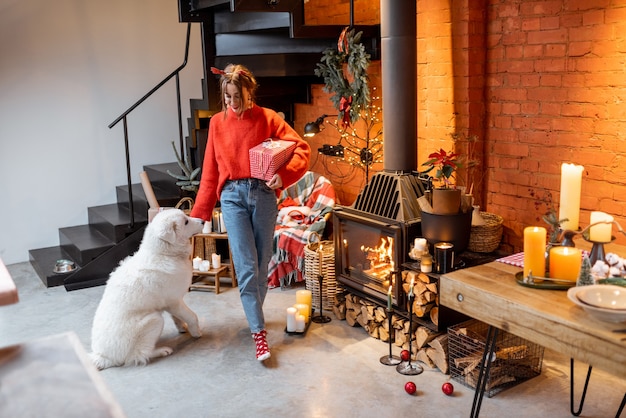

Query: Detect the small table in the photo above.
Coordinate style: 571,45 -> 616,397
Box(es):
190,265 -> 229,294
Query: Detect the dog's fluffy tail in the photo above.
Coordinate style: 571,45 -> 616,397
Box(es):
89,352 -> 115,370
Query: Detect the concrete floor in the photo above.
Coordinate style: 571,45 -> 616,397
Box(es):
1,261 -> 625,418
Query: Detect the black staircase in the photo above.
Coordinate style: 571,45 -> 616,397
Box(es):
29,0 -> 379,290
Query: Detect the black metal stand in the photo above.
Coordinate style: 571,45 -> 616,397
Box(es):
311,273 -> 331,323
469,325 -> 499,418
396,293 -> 423,375
380,308 -> 401,365
570,358 -> 593,416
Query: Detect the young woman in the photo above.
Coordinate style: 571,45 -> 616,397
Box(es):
190,64 -> 310,361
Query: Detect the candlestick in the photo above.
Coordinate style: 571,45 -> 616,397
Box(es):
558,163 -> 584,231
379,306 -> 401,366
286,307 -> 297,332
523,226 -> 547,278
589,211 -> 613,242
396,292 -> 423,375
549,246 -> 582,282
387,285 -> 393,310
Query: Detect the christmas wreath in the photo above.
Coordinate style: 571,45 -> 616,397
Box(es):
314,27 -> 371,128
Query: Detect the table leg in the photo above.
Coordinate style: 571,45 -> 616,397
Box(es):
570,358 -> 593,417
616,393 -> 626,418
470,325 -> 499,418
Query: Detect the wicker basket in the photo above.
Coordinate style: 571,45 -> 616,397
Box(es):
467,212 -> 503,253
304,233 -> 342,311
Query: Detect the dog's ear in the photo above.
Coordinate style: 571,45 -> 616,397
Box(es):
158,218 -> 178,244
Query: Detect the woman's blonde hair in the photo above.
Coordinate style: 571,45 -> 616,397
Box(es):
214,64 -> 258,114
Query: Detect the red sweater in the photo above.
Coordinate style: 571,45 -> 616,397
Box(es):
190,105 -> 311,221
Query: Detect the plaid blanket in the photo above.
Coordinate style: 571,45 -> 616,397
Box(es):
268,172 -> 336,288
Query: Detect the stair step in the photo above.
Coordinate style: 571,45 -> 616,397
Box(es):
116,183 -> 181,215
29,246 -> 79,288
59,224 -> 116,266
88,203 -> 148,243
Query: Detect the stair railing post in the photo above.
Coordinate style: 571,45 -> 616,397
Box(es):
123,116 -> 135,228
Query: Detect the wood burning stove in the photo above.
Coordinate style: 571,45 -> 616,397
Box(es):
333,206 -> 420,311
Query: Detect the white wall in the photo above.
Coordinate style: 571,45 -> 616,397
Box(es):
0,0 -> 204,264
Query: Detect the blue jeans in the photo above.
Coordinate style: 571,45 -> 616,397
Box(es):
220,178 -> 278,333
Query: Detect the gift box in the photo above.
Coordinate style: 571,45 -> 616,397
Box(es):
249,139 -> 296,181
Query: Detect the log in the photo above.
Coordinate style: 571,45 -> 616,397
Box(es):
378,325 -> 390,342
430,306 -> 439,326
413,301 -> 435,317
415,326 -> 439,349
345,309 -> 359,327
416,348 -> 436,368
417,272 -> 432,283
427,334 -> 449,373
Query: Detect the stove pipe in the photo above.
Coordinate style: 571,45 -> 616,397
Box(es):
380,0 -> 417,172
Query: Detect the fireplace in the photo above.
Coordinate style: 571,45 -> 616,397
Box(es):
333,206 -> 420,311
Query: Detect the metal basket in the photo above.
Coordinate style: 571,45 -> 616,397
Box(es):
448,319 -> 544,397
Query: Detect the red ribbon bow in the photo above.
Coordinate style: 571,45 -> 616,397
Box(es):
210,67 -> 226,75
340,96 -> 352,128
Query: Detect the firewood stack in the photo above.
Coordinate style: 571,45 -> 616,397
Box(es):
401,270 -> 440,326
332,291 -> 449,374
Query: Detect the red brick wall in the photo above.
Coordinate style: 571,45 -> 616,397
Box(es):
298,1 -> 626,252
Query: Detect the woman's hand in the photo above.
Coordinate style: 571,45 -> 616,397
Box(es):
266,174 -> 283,190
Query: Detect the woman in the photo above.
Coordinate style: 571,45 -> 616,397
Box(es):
190,64 -> 310,361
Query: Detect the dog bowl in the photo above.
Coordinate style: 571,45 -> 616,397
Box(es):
53,259 -> 76,274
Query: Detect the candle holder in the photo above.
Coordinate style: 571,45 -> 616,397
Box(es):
311,272 -> 331,324
583,236 -> 615,266
380,307 -> 402,366
396,293 -> 424,376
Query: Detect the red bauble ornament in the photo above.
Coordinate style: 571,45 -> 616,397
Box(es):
442,382 -> 454,396
400,349 -> 410,361
405,381 -> 417,395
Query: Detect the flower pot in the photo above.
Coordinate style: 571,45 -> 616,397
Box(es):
431,188 -> 462,215
420,210 -> 472,254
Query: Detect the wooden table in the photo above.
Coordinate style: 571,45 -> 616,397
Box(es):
440,261 -> 626,417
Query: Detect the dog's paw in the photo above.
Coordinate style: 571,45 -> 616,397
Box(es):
190,329 -> 202,338
153,346 -> 174,358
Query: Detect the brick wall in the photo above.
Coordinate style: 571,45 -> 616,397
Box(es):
298,1 -> 626,252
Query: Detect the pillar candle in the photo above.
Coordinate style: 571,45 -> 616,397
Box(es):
294,303 -> 310,323
549,246 -> 582,282
523,226 -> 547,278
420,254 -> 433,273
211,253 -> 221,269
286,307 -> 297,332
589,211 -> 614,242
192,256 -> 202,270
295,314 -> 306,332
296,290 -> 312,317
558,163 -> 584,231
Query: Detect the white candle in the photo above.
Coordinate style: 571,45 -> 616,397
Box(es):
318,244 -> 324,276
294,303 -> 310,323
211,253 -> 221,269
558,163 -> 584,231
387,285 -> 393,310
408,277 -> 415,298
192,256 -> 202,270
295,314 -> 306,332
286,307 -> 297,332
589,211 -> 614,242
199,260 -> 210,272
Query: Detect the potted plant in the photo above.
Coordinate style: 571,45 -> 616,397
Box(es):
421,148 -> 463,214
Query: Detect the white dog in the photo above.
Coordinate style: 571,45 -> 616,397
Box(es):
89,209 -> 204,369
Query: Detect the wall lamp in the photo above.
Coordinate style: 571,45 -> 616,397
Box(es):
303,114 -> 337,137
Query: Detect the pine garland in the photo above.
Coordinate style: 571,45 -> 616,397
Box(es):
314,27 -> 371,126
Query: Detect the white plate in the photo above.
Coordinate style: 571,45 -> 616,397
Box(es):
577,285 -> 626,310
568,286 -> 626,323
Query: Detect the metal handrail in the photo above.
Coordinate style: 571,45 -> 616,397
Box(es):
108,22 -> 193,228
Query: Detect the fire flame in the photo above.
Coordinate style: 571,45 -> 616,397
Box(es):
361,237 -> 395,277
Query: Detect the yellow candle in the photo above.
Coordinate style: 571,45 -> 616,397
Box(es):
589,211 -> 614,242
523,226 -> 547,278
296,290 -> 312,317
549,246 -> 582,282
558,163 -> 584,231
294,303 -> 310,323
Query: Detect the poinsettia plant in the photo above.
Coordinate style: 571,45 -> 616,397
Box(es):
421,148 -> 462,189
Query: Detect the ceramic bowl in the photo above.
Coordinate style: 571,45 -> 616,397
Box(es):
577,285 -> 626,310
567,286 -> 626,323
